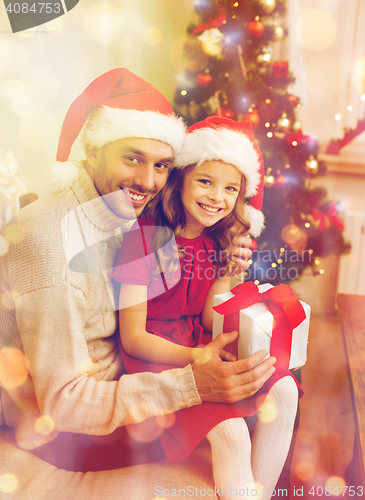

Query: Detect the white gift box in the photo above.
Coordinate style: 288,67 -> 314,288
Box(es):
213,283 -> 310,370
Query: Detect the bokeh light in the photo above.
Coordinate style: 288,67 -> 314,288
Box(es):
143,26 -> 163,47
19,109 -> 58,150
1,291 -> 15,310
11,95 -> 33,116
193,346 -> 212,365
126,417 -> 160,443
34,415 -> 55,435
22,68 -> 60,108
294,460 -> 315,481
83,3 -> 125,43
0,347 -> 29,390
281,224 -> 302,245
0,42 -> 30,76
258,394 -> 277,423
326,475 -> 346,491
156,413 -> 176,429
296,10 -> 337,51
304,56 -> 341,98
0,473 -> 18,493
5,224 -> 26,244
352,57 -> 365,94
3,79 -> 25,100
0,237 -> 9,256
45,16 -> 65,33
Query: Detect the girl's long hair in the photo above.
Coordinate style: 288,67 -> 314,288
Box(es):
148,164 -> 251,279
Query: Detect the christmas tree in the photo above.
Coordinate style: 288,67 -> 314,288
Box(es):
173,0 -> 350,285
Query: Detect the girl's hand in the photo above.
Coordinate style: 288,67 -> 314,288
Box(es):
229,226 -> 252,271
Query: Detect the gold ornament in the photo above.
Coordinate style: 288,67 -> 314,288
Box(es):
292,120 -> 302,132
260,0 -> 276,13
257,52 -> 271,65
277,113 -> 290,130
198,28 -> 224,56
264,175 -> 275,187
273,26 -> 284,41
305,155 -> 319,175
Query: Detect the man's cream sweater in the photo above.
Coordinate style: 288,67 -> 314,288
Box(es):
0,168 -> 200,450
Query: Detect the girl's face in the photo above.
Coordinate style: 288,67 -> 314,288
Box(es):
180,160 -> 243,239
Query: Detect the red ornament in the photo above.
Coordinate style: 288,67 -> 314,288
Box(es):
196,73 -> 212,86
248,20 -> 264,38
221,108 -> 235,119
249,239 -> 258,250
243,108 -> 260,127
287,94 -> 299,107
272,60 -> 289,78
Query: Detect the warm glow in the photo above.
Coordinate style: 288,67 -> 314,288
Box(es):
45,16 -> 65,33
296,10 -> 336,51
5,224 -> 26,244
258,394 -> 277,423
143,26 -> 163,47
126,417 -> 160,443
326,475 -> 346,492
193,346 -> 212,365
305,56 -> 341,98
281,224 -> 302,245
0,347 -> 29,390
19,109 -> 57,150
335,114 -> 341,121
294,461 -> 315,481
156,413 -> 176,429
34,415 -> 55,435
0,237 -> 9,257
0,473 -> 18,493
352,57 -> 365,94
83,3 -> 124,43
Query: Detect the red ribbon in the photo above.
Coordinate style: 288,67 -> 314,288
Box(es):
192,9 -> 227,35
213,282 -> 306,372
312,208 -> 344,232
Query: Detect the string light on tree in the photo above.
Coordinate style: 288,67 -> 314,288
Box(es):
173,0 -> 350,285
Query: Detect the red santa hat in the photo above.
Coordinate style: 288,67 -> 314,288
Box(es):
51,68 -> 186,190
173,116 -> 265,236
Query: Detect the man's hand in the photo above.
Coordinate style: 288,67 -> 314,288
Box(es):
192,331 -> 276,403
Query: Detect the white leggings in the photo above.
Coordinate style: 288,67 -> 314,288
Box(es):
206,376 -> 299,500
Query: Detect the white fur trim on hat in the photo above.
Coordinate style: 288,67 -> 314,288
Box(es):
81,106 -> 186,155
245,204 -> 265,237
173,127 -> 260,197
49,160 -> 82,191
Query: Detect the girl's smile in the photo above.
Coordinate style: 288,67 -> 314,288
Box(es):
180,160 -> 243,239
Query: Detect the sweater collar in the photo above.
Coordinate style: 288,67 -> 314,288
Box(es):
72,165 -> 137,232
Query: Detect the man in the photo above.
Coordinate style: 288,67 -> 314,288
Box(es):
0,68 -> 275,498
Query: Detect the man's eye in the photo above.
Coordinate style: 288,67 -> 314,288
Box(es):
155,163 -> 169,170
125,156 -> 139,163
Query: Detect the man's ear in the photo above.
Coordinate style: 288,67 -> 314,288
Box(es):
84,143 -> 101,169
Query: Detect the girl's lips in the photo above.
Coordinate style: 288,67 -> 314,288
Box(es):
197,202 -> 222,215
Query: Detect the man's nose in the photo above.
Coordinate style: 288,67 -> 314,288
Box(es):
134,164 -> 155,191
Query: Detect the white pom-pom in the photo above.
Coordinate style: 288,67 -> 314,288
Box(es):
245,204 -> 265,237
49,161 -> 81,191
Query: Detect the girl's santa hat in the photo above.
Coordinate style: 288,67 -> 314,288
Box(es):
173,116 -> 265,237
51,68 -> 186,190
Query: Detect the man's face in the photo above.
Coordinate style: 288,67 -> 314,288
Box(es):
85,137 -> 174,218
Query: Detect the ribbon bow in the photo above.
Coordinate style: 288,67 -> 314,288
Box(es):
213,282 -> 306,371
192,9 -> 227,35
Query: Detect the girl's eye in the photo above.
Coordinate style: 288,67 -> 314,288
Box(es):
226,186 -> 239,192
198,179 -> 211,185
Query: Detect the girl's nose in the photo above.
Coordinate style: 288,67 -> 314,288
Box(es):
209,188 -> 223,203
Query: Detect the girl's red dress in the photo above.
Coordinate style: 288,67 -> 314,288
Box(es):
112,214 -> 303,463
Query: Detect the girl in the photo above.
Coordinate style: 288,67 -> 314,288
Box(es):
112,117 -> 302,499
